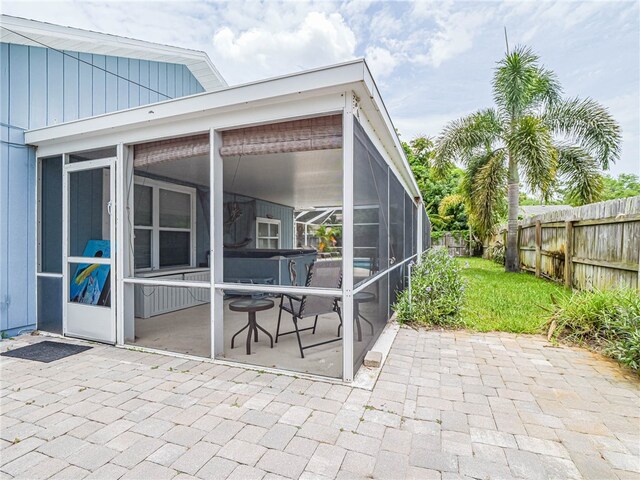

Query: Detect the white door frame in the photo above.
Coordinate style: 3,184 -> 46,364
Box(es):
62,156 -> 117,344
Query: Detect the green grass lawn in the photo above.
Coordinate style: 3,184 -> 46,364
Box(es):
457,257 -> 565,334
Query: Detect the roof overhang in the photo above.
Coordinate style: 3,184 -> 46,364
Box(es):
0,14 -> 226,91
25,59 -> 421,200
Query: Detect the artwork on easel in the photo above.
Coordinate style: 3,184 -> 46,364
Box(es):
70,240 -> 111,306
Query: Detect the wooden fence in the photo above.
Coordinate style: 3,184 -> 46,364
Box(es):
431,232 -> 470,257
515,196 -> 640,290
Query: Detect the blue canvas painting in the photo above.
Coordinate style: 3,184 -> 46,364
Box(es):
70,240 -> 111,306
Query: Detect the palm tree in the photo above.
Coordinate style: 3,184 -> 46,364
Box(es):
434,45 -> 621,272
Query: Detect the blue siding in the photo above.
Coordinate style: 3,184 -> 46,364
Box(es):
29,48 -> 47,129
79,53 -> 93,119
47,49 -> 64,125
63,51 -> 79,122
224,192 -> 295,249
0,42 -> 204,334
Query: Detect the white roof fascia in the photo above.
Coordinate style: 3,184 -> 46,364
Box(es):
0,14 -> 226,91
25,59 -> 421,199
26,60 -> 365,144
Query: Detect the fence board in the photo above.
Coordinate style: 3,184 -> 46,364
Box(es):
485,196 -> 640,291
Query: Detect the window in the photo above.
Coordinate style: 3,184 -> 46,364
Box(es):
256,217 -> 281,249
134,177 -> 195,270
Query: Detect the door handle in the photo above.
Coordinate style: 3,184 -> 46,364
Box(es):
107,201 -> 113,215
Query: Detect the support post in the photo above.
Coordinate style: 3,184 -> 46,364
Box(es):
565,220 -> 573,289
211,128 -> 225,358
535,220 -> 542,277
516,225 -> 522,269
341,92 -> 355,382
115,143 -> 125,345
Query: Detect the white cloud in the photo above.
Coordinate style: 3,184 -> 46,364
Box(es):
422,8 -> 492,67
211,11 -> 357,83
365,46 -> 399,78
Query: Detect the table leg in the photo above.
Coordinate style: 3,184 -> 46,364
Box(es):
231,322 -> 250,349
246,312 -> 256,355
255,322 -> 274,348
354,303 -> 362,342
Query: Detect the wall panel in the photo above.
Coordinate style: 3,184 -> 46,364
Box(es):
1,41 -> 204,333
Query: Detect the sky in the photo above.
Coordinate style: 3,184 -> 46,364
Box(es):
3,0 -> 639,175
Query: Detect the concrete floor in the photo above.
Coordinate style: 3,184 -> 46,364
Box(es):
132,297 -> 357,378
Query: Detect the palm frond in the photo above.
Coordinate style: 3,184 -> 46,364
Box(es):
545,97 -> 621,169
557,145 -> 604,205
493,45 -> 562,117
461,150 -> 507,238
508,115 -> 557,199
434,109 -> 503,176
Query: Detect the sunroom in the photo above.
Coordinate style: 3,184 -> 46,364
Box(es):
28,60 -> 431,382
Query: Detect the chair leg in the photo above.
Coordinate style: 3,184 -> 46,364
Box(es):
292,316 -> 305,359
312,315 -> 319,334
275,296 -> 284,343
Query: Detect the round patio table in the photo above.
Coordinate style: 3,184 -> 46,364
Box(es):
229,298 -> 275,355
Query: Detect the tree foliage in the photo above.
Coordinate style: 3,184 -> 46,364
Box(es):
434,45 -> 621,271
402,136 -> 468,232
596,173 -> 640,202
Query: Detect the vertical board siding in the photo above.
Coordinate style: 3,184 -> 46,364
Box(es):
9,44 -> 29,139
6,145 -> 36,329
256,200 -> 294,249
28,47 -> 47,129
92,55 -> 106,115
0,140 -> 9,331
105,56 -> 118,112
149,61 -> 159,103
129,59 -> 140,108
63,51 -> 79,122
1,43 -> 9,125
47,49 -> 64,125
139,59 -> 150,105
0,41 -> 204,332
117,57 -> 129,110
78,52 -> 93,119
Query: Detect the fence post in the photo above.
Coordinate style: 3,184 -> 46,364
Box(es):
564,221 -> 573,289
535,220 -> 542,277
517,225 -> 522,270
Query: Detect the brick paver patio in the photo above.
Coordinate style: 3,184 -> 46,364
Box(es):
1,328 -> 639,479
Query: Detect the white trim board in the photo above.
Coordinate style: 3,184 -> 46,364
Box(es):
0,14 -> 226,91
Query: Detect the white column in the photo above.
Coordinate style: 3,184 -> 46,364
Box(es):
115,143 -> 124,344
342,92 -> 355,382
119,145 -> 135,343
210,129 -> 225,358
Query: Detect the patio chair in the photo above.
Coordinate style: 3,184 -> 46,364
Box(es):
275,259 -> 342,358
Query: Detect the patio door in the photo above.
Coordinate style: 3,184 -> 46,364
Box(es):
63,158 -> 116,344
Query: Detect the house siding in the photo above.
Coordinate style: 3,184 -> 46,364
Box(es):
224,192 -> 295,249
0,42 -> 205,334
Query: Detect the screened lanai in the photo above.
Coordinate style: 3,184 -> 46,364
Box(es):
29,60 -> 431,382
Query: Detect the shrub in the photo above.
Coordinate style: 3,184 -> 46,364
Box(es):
394,247 -> 465,327
486,241 -> 505,265
548,289 -> 640,372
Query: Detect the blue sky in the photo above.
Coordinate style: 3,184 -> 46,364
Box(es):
3,0 -> 639,175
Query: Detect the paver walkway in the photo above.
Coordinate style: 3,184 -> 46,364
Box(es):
1,328 -> 639,480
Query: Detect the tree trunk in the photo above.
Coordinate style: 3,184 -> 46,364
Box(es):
505,155 -> 520,272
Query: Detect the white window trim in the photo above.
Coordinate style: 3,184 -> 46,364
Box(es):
256,217 -> 281,249
134,175 -> 196,271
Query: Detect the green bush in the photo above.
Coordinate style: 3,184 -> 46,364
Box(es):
548,289 -> 640,371
394,247 -> 465,327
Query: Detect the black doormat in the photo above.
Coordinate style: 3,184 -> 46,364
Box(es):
1,341 -> 92,363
